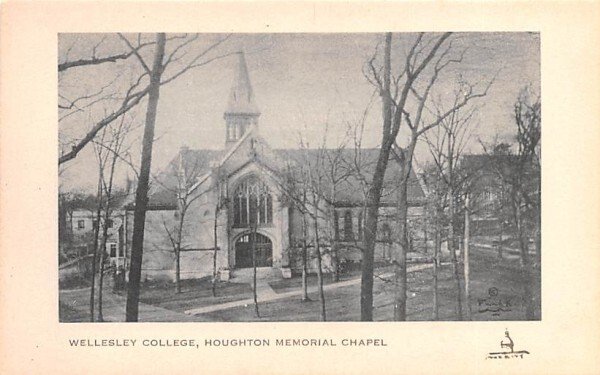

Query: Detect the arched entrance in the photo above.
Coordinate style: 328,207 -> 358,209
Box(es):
235,232 -> 273,268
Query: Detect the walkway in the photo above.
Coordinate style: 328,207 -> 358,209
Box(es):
184,263 -> 433,316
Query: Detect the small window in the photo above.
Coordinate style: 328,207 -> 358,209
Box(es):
357,212 -> 363,241
344,210 -> 353,242
77,220 -> 85,229
333,211 -> 340,240
109,243 -> 117,257
381,223 -> 392,243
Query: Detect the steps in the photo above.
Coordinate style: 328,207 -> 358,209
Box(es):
230,267 -> 281,283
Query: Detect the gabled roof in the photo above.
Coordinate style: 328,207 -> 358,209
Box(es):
146,148 -> 222,209
147,145 -> 426,208
278,148 -> 425,206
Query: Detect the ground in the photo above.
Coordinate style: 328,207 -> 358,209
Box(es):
59,245 -> 541,322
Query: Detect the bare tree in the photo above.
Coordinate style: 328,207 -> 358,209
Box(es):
419,162 -> 446,320
323,138 -> 353,282
84,112 -> 135,322
485,87 -> 540,320
118,33 -> 242,321
421,88 -> 480,320
58,33 -> 235,165
125,33 -> 167,322
361,32 -> 493,321
250,223 -> 260,318
159,154 -> 209,293
281,161 -> 312,301
94,117 -> 132,321
278,134 -> 336,320
88,160 -> 104,322
305,155 -> 328,320
463,193 -> 471,320
211,170 -> 226,298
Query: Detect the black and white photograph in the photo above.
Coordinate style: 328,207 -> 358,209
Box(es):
58,32 -> 541,322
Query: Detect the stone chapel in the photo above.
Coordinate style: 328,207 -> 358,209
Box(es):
123,52 -> 426,282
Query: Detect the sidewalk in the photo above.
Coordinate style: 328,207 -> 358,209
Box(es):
184,263 -> 433,316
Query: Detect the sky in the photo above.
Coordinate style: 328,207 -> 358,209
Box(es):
58,33 -> 540,193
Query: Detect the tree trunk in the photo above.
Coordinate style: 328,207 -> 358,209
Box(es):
331,187 -> 339,282
514,197 -> 535,320
535,186 -> 541,265
98,211 -> 111,322
175,213 -> 184,294
331,241 -> 339,282
447,132 -> 463,321
393,172 -> 409,321
212,205 -> 219,297
89,175 -> 103,322
97,249 -> 106,322
463,195 -> 471,320
361,193 -> 380,321
175,249 -> 181,293
251,226 -> 260,318
448,190 -> 463,320
301,211 -> 310,302
361,33 -> 392,321
125,33 -> 166,322
432,213 -> 441,320
313,213 -> 327,321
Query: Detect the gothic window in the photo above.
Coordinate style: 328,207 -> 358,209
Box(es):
227,122 -> 235,141
333,210 -> 340,240
381,223 -> 392,243
343,210 -> 353,241
233,176 -> 273,227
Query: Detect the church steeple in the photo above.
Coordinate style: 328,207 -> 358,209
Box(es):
224,51 -> 260,146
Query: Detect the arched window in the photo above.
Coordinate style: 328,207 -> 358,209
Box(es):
357,211 -> 363,240
233,176 -> 273,227
381,223 -> 392,243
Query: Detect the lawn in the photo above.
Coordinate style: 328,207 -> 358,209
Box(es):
198,251 -> 540,321
134,247 -> 541,321
116,278 -> 254,313
59,246 -> 540,322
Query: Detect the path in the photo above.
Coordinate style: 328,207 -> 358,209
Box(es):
184,263 -> 433,316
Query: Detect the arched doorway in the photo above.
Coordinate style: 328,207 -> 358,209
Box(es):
235,232 -> 273,268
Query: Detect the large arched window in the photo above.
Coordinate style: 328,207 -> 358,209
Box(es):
233,176 -> 273,227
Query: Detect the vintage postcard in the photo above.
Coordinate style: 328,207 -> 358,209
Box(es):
1,2 -> 599,374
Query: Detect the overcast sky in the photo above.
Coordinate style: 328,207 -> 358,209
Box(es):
59,33 -> 540,192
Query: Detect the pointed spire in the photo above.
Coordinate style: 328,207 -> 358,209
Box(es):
225,51 -> 260,115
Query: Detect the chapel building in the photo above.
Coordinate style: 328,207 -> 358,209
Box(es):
124,52 -> 426,281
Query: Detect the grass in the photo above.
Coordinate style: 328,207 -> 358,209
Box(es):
59,246 -> 541,322
124,278 -> 254,313
132,248 -> 540,321
59,301 -> 90,322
